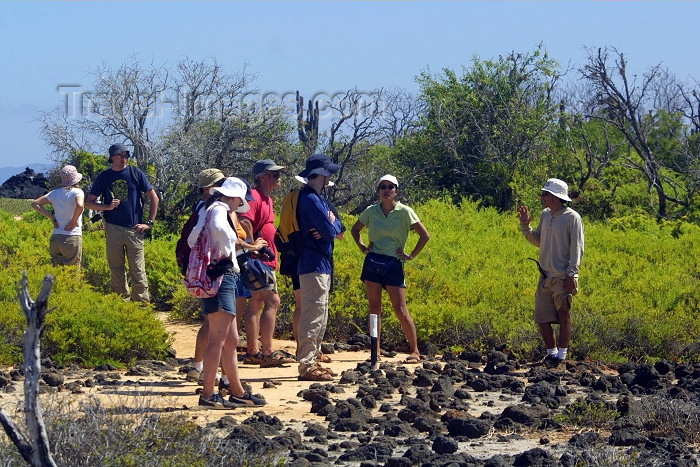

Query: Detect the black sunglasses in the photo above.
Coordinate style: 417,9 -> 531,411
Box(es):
379,184 -> 396,190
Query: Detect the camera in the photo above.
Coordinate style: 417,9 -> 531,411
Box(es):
257,246 -> 275,261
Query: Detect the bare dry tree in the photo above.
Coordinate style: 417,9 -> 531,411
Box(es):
581,46 -> 695,218
0,272 -> 57,467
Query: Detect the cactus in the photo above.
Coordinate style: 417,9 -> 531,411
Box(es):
296,91 -> 319,155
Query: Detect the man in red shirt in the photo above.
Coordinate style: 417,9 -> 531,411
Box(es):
239,159 -> 295,368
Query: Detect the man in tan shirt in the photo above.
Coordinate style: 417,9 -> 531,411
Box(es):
518,178 -> 584,369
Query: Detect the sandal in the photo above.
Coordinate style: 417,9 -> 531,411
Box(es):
242,352 -> 264,365
298,365 -> 334,381
260,350 -> 296,368
403,355 -> 421,364
320,353 -> 332,363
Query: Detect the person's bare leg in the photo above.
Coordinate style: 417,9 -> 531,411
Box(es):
219,316 -> 245,396
201,311 -> 231,399
259,290 -> 281,356
245,292 -> 264,355
194,317 -> 208,363
365,281 -> 383,352
386,285 -> 419,357
556,301 -> 572,349
537,323 -> 557,349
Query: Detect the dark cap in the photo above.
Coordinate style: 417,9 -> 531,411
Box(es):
252,159 -> 285,177
240,178 -> 255,201
298,154 -> 340,178
108,143 -> 130,163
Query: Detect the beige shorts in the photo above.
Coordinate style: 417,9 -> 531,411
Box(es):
534,275 -> 578,324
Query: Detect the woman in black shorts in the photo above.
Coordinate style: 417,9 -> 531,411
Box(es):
350,175 -> 430,363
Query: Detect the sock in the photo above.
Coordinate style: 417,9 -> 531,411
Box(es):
221,375 -> 229,385
556,348 -> 568,360
193,361 -> 203,372
547,348 -> 558,356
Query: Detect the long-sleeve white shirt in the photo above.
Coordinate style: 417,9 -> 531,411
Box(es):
521,207 -> 584,278
188,201 -> 240,274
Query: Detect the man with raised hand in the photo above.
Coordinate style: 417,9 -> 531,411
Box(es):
518,178 -> 584,369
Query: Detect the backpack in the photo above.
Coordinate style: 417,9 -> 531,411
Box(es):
274,188 -> 305,276
184,207 -> 223,298
175,202 -> 203,275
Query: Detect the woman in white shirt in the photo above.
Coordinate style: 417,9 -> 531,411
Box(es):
187,177 -> 266,409
31,165 -> 84,266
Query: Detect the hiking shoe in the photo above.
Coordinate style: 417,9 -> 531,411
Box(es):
541,354 -> 565,369
219,379 -> 231,395
243,352 -> 264,365
185,368 -> 201,383
260,350 -> 296,368
196,371 -> 221,386
229,391 -> 267,407
198,393 -> 237,409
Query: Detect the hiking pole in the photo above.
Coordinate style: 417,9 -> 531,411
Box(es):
370,314 -> 379,370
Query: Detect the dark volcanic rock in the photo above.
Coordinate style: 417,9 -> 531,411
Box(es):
446,416 -> 491,439
41,372 -> 64,387
338,438 -> 396,462
609,426 -> 647,446
500,404 -> 550,427
402,443 -> 436,464
513,447 -> 557,466
347,333 -> 371,349
0,168 -> 48,199
431,434 -> 458,454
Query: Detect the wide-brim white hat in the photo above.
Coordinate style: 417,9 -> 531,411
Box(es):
294,175 -> 335,187
210,177 -> 251,213
541,178 -> 571,202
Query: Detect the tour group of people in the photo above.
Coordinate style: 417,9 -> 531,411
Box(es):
31,143 -> 583,409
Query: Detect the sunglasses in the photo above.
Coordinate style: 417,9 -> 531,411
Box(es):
267,171 -> 282,179
379,184 -> 396,190
113,153 -> 129,159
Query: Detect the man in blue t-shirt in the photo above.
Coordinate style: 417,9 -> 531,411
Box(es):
86,143 -> 159,303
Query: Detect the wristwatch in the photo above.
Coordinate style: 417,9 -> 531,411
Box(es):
146,220 -> 154,226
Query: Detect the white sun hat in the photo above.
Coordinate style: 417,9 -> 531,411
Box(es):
541,178 -> 571,202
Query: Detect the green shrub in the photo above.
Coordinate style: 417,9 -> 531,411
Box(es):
3,196 -> 700,365
0,211 -> 171,366
0,198 -> 33,217
555,398 -> 619,428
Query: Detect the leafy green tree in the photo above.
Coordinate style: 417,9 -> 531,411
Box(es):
407,44 -> 562,211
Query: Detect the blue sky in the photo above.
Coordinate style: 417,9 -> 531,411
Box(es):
1,1 -> 698,169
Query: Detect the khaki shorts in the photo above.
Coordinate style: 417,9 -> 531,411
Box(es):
534,275 -> 578,324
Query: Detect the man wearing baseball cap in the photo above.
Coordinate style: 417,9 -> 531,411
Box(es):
518,178 -> 584,369
238,159 -> 296,368
85,143 -> 159,303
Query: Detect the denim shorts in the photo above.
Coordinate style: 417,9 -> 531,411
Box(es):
200,271 -> 239,316
360,253 -> 406,288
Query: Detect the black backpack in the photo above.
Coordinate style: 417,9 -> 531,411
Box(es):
175,203 -> 203,275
